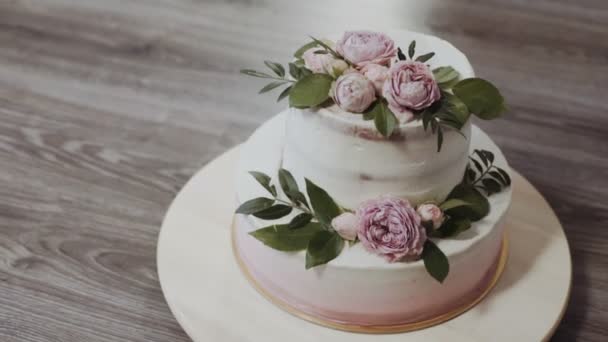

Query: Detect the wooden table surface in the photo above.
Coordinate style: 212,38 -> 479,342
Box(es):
0,0 -> 606,341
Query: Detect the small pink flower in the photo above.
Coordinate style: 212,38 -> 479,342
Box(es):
336,31 -> 397,68
357,196 -> 427,262
331,212 -> 358,241
417,203 -> 445,230
360,64 -> 388,95
332,72 -> 376,113
302,47 -> 335,74
382,61 -> 441,116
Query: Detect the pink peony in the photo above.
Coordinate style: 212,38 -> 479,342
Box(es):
417,203 -> 445,230
336,31 -> 397,68
357,196 -> 427,262
302,47 -> 335,74
332,72 -> 376,113
382,61 -> 441,115
331,212 -> 359,241
361,64 -> 388,95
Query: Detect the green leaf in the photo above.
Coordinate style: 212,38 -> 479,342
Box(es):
305,230 -> 345,269
496,167 -> 512,186
314,50 -> 329,54
474,149 -> 490,166
369,100 -> 397,137
294,41 -> 319,59
482,178 -> 502,195
309,36 -> 340,58
236,197 -> 275,214
305,178 -> 341,227
443,92 -> 470,126
397,47 -> 406,61
416,52 -> 435,63
252,204 -> 293,220
446,184 -> 490,221
436,217 -> 472,238
436,125 -> 444,152
453,78 -> 506,120
439,199 -> 471,211
240,69 -> 272,78
288,213 -> 313,229
248,171 -> 276,196
433,66 -> 460,85
288,62 -> 300,79
408,40 -> 416,59
277,86 -> 292,102
264,61 -> 285,77
278,168 -> 300,199
422,240 -> 449,283
489,171 -> 507,186
471,157 -> 483,173
250,222 -> 324,251
466,168 -> 477,184
289,74 -> 333,108
259,81 -> 287,94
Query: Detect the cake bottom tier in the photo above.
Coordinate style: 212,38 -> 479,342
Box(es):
233,215 -> 508,332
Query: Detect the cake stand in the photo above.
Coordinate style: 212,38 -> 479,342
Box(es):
157,145 -> 571,342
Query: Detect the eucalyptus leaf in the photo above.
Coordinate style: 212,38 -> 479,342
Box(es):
279,168 -> 300,199
416,52 -> 435,63
489,170 -> 508,186
305,178 -> 341,227
277,86 -> 292,102
288,62 -> 300,79
305,230 -> 344,269
294,41 -> 319,58
236,197 -> 275,214
475,149 -> 490,166
446,184 -> 490,221
288,213 -> 313,229
250,222 -> 324,251
408,40 -> 416,59
471,158 -> 483,173
264,61 -> 285,77
314,50 -> 329,54
248,171 -> 276,196
259,81 -> 286,94
466,168 -> 477,184
453,78 -> 506,120
439,199 -> 471,211
252,204 -> 293,220
422,240 -> 449,283
289,74 -> 333,108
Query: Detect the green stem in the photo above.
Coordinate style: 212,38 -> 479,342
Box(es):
275,197 -> 313,215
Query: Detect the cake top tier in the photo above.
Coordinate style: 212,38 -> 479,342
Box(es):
241,29 -> 506,152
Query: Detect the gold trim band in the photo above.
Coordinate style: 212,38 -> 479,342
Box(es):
232,221 -> 509,334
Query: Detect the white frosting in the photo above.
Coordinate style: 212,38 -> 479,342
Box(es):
282,30 -> 476,208
234,112 -> 512,324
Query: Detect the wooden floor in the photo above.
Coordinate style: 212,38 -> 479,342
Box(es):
0,0 -> 606,341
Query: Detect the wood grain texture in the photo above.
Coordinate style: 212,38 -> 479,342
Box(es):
0,0 -> 605,341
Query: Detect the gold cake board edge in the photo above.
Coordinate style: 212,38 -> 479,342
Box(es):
231,219 -> 510,334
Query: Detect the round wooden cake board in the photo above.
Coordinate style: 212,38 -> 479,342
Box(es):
157,146 -> 572,342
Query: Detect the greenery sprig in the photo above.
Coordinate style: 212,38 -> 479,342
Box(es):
465,149 -> 512,195
236,169 -> 345,269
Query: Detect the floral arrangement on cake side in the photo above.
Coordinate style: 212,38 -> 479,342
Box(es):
241,30 -> 507,151
236,150 -> 511,283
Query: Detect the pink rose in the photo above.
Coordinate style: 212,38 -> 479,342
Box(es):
302,47 -> 335,74
417,203 -> 445,230
336,31 -> 397,68
331,212 -> 358,241
332,72 -> 376,113
357,196 -> 427,262
382,61 -> 441,115
361,64 -> 388,94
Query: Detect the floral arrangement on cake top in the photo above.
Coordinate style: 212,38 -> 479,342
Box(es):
236,149 -> 511,283
241,30 -> 507,151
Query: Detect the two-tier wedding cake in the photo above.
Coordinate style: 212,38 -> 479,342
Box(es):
233,29 -> 512,332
